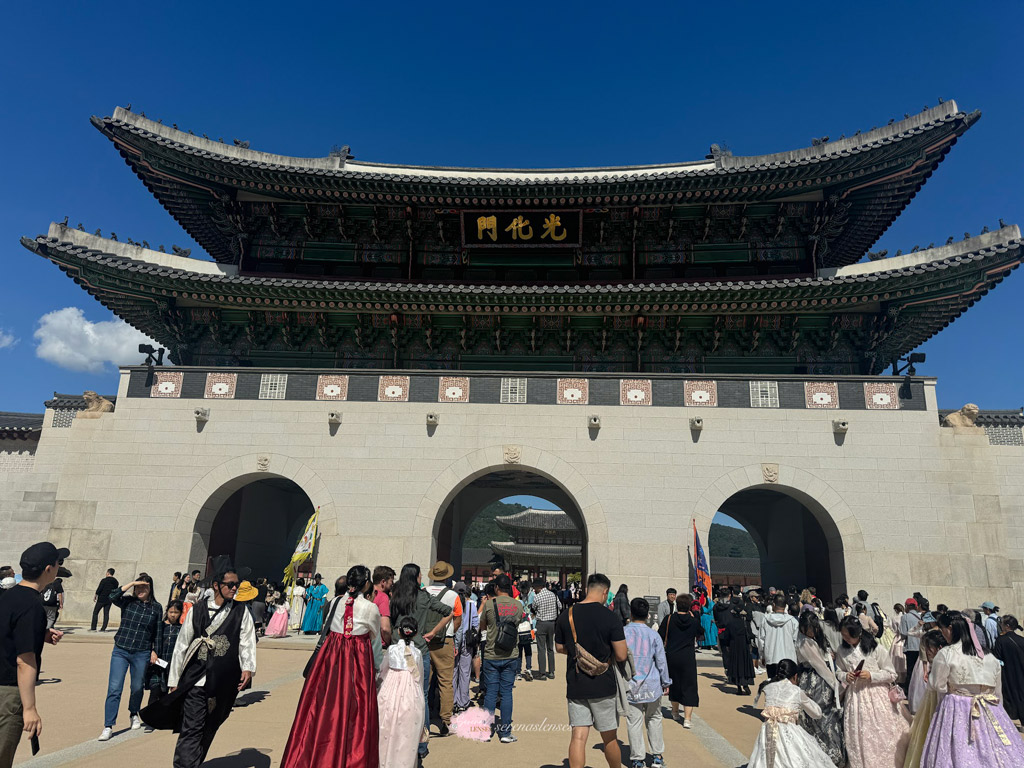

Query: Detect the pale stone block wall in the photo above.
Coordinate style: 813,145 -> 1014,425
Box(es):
2,372 -> 1022,624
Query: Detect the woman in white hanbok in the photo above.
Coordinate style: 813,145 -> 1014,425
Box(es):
749,659 -> 835,768
378,617 -> 426,768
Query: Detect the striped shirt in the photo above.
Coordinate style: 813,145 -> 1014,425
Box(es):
533,588 -> 560,622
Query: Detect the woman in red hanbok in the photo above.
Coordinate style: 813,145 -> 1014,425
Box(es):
282,565 -> 383,768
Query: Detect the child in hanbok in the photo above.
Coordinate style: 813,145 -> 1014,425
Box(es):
749,658 -> 835,768
903,630 -> 946,768
265,592 -> 290,638
378,617 -> 426,768
145,600 -> 182,707
920,611 -> 1024,768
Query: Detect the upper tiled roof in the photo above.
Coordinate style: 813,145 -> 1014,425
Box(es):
91,102 -> 980,266
495,508 -> 580,532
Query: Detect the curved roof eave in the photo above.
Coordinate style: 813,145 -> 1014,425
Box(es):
27,221 -> 1020,300
95,101 -> 973,184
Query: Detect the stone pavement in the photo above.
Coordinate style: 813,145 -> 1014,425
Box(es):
14,630 -> 763,767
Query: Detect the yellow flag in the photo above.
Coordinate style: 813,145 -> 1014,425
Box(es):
283,507 -> 318,588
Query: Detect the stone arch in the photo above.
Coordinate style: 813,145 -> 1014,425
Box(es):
693,463 -> 863,599
175,453 -> 335,572
411,444 -> 609,574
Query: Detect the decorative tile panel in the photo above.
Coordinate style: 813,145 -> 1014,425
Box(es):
51,409 -> 76,429
204,373 -> 237,399
619,379 -> 652,406
500,377 -> 528,404
804,382 -> 839,409
316,374 -> 349,401
438,376 -> 470,403
151,371 -> 183,398
377,375 -> 410,402
684,380 -> 718,407
749,381 -> 779,408
556,378 -> 589,405
259,373 -> 288,400
864,382 -> 899,410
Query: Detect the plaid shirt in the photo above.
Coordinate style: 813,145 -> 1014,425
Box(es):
533,588 -> 560,622
110,590 -> 162,653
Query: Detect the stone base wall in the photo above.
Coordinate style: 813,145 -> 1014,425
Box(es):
2,372 -> 1022,624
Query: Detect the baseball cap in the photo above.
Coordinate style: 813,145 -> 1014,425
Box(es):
981,601 -> 998,611
905,597 -> 918,606
20,542 -> 70,573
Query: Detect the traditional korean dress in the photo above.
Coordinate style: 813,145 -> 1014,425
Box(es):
992,631 -> 1024,725
907,657 -> 928,715
377,640 -> 426,768
264,603 -> 289,638
288,584 -> 306,630
796,634 -> 846,767
282,593 -> 383,768
903,665 -> 937,768
700,600 -> 718,648
836,643 -> 910,768
890,616 -> 908,685
300,582 -> 328,633
920,643 -> 1024,767
749,680 -> 835,768
877,607 -> 897,651
719,607 -> 755,688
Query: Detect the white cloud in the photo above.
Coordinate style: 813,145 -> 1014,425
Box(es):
0,329 -> 15,350
34,307 -> 158,373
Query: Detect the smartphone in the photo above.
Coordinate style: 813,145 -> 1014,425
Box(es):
31,734 -> 40,756
853,659 -> 865,677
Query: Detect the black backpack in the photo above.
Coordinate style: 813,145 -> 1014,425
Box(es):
489,599 -> 519,653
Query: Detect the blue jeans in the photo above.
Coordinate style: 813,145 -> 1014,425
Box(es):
482,658 -> 517,737
104,646 -> 149,727
419,652 -> 430,756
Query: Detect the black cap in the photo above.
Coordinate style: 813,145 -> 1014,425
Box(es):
20,542 -> 70,573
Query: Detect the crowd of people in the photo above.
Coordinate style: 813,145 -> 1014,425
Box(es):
3,546 -> 1024,768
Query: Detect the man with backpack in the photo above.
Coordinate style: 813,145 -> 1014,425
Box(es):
425,561 -> 462,737
477,574 -> 525,743
555,573 -> 628,768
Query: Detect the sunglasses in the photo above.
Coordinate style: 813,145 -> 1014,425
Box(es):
220,582 -> 240,590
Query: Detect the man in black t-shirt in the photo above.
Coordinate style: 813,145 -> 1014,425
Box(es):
91,569 -> 119,632
555,573 -> 627,768
0,542 -> 68,767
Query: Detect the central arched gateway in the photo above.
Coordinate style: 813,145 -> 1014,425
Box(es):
434,469 -> 587,582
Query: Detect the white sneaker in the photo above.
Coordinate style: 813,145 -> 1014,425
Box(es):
98,727 -> 112,741
683,719 -> 692,730
131,715 -> 143,730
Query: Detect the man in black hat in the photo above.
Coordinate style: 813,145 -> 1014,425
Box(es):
0,542 -> 68,767
143,568 -> 256,768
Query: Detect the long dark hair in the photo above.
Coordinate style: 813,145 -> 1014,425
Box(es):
757,657 -> 800,698
937,610 -> 976,657
921,629 -> 947,660
799,611 -> 827,653
136,572 -> 156,603
840,615 -> 877,654
822,605 -> 841,632
345,565 -> 371,597
390,563 -> 421,619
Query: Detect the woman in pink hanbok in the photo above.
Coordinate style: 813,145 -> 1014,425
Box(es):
836,616 -> 910,768
264,593 -> 290,638
378,616 -> 426,768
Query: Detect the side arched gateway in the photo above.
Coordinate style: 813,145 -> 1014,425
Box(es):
694,465 -> 861,601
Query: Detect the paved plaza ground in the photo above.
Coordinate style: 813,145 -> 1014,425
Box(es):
13,626 -> 764,768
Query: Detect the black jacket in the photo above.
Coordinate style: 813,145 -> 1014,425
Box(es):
95,576 -> 119,603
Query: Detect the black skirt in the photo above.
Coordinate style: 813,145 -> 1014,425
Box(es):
666,651 -> 698,706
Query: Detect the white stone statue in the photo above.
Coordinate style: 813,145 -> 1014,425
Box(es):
941,403 -> 981,429
77,390 -> 114,419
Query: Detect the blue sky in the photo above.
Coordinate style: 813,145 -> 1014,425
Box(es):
1,4 -> 1021,414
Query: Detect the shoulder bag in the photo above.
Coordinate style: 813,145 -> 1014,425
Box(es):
568,605 -> 610,677
302,596 -> 343,679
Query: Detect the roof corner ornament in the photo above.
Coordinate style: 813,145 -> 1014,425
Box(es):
705,143 -> 731,166
867,250 -> 888,261
232,139 -> 250,149
171,245 -> 192,258
329,145 -> 354,168
811,136 -> 830,147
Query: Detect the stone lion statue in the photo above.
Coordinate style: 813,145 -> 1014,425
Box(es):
941,403 -> 981,428
77,390 -> 114,419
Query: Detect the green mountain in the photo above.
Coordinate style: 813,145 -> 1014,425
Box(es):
462,501 -> 528,548
708,523 -> 758,559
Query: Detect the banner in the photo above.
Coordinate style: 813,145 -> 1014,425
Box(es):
693,520 -> 713,596
283,507 -> 319,587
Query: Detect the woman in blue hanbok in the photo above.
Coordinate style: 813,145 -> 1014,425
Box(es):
700,597 -> 718,649
300,573 -> 329,634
